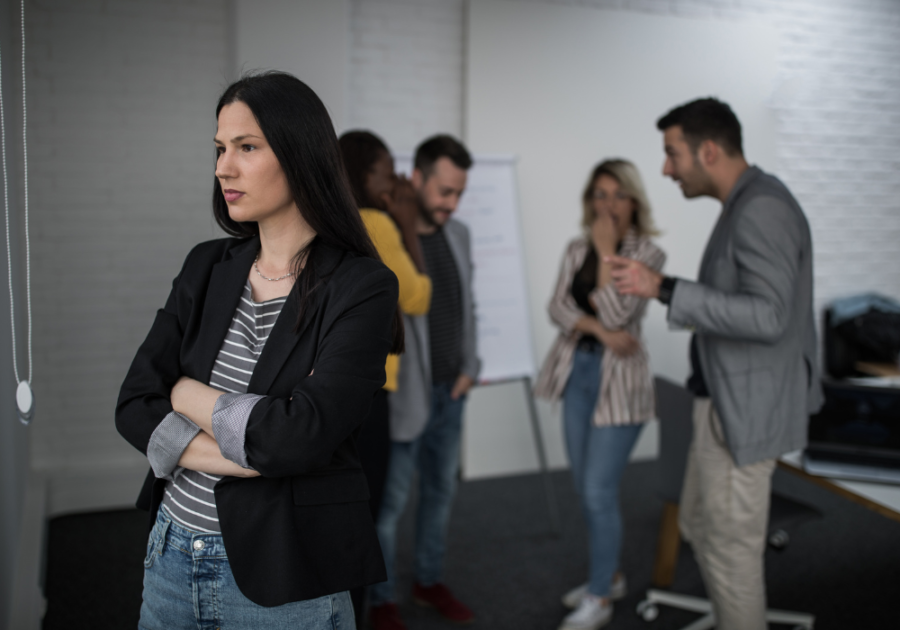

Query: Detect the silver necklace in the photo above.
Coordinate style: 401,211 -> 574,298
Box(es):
254,253 -> 294,282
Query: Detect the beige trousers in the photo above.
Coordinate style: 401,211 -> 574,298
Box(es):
679,398 -> 776,630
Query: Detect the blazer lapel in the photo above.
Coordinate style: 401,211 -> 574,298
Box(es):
247,241 -> 344,394
698,167 -> 760,282
196,237 -> 258,384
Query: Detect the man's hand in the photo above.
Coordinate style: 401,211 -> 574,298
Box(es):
451,374 -> 475,400
381,175 -> 419,230
606,254 -> 663,299
591,211 -> 618,257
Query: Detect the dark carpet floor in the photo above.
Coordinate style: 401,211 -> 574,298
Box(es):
43,462 -> 898,629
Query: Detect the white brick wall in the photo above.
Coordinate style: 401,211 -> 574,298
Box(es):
349,0 -> 900,476
28,0 -> 227,479
347,0 -> 465,151
349,0 -> 900,315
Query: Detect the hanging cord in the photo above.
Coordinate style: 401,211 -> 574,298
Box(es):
1,0 -> 32,387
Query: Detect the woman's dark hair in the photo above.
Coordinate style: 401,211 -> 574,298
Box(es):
213,72 -> 403,353
338,130 -> 390,209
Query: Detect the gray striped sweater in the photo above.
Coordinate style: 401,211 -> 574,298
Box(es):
148,281 -> 285,532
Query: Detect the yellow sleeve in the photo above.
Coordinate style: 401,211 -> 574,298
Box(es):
360,209 -> 432,316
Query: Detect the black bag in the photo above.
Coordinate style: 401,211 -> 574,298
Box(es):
825,307 -> 900,378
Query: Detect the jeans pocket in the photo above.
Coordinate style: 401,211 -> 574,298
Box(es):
707,404 -> 727,449
143,535 -> 158,569
143,519 -> 170,569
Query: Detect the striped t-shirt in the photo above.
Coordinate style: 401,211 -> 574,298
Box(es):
159,281 -> 285,533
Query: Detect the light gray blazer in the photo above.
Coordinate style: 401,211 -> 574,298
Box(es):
668,166 -> 824,466
388,218 -> 481,442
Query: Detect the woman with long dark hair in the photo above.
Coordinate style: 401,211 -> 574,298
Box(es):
116,72 -> 401,628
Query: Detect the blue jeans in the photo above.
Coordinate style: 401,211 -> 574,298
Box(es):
563,346 -> 643,598
370,381 -> 466,605
139,506 -> 355,630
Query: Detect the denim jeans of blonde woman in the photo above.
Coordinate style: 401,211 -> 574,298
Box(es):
139,506 -> 355,630
563,345 -> 643,599
679,397 -> 776,630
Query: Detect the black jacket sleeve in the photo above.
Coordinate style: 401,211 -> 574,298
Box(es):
115,248 -> 196,455
243,263 -> 398,478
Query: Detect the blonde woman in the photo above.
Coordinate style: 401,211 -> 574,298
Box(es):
535,159 -> 665,630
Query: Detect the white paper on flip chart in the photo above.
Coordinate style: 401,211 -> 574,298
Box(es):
394,153 -> 536,383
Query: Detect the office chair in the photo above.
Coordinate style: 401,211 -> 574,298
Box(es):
637,376 -> 821,630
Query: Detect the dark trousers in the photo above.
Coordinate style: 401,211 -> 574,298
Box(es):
351,388 -> 391,625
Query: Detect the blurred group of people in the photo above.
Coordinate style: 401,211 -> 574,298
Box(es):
117,70 -> 820,630
534,98 -> 821,630
338,131 -> 480,629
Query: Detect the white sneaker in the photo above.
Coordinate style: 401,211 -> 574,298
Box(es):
561,574 -> 627,609
557,595 -> 612,630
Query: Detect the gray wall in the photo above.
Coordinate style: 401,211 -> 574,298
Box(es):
233,0 -> 348,129
0,0 -> 30,626
349,0 -> 900,314
27,0 -> 228,514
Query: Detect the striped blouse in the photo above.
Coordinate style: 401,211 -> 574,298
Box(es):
533,229 -> 666,427
149,281 -> 285,533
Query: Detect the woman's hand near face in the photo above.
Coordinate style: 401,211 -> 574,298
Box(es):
382,175 -> 427,273
591,210 -> 619,258
591,211 -> 617,290
382,175 -> 418,230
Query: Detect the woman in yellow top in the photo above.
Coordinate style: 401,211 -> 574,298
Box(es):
339,130 -> 432,623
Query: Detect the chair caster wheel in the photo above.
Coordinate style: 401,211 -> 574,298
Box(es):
637,600 -> 659,621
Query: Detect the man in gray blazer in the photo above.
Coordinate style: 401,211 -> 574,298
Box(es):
608,98 -> 823,630
369,135 -> 481,630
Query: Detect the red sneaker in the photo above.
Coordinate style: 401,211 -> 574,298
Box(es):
412,582 -> 474,624
369,602 -> 408,630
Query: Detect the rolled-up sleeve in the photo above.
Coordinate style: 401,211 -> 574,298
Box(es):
212,392 -> 265,468
148,411 -> 201,480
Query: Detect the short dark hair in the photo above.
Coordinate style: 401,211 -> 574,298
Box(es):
413,134 -> 472,179
656,98 -> 743,157
338,130 -> 390,208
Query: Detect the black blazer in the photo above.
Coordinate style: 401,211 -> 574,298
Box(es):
116,236 -> 397,607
